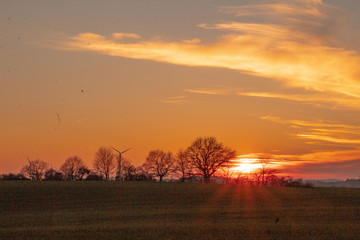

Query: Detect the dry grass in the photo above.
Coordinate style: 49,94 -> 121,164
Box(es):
0,181 -> 359,239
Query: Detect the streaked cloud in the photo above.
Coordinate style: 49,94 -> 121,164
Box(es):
185,88 -> 232,95
182,38 -> 201,44
270,149 -> 360,165
112,33 -> 140,40
297,134 -> 360,144
238,91 -> 318,102
160,96 -> 187,104
311,128 -> 360,135
60,0 -> 360,108
261,115 -> 360,150
283,158 -> 360,179
76,117 -> 88,123
220,3 -> 325,19
232,150 -> 360,179
238,91 -> 360,108
261,116 -> 360,131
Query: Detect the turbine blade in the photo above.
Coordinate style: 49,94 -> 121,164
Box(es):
121,148 -> 132,154
111,146 -> 121,154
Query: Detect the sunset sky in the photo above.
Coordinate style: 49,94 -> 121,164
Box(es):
1,0 -> 360,179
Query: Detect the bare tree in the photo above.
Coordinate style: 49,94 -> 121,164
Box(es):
120,158 -> 137,181
175,149 -> 194,182
250,170 -> 262,186
21,159 -> 48,181
234,173 -> 252,185
253,154 -> 279,186
186,136 -> 237,183
85,172 -> 104,181
143,149 -> 176,182
1,173 -> 29,181
219,166 -> 236,183
60,155 -> 89,180
135,166 -> 154,181
77,166 -> 91,180
44,168 -> 64,181
93,147 -> 116,180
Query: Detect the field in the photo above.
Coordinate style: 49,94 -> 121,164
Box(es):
0,182 -> 359,240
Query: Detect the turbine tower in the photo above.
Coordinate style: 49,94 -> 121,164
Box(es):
111,147 -> 132,181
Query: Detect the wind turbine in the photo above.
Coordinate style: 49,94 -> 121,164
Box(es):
111,147 -> 132,181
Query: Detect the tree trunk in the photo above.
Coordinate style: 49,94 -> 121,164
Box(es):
159,175 -> 163,182
204,175 -> 210,183
181,172 -> 185,182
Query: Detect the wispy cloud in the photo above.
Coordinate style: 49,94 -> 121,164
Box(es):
233,150 -> 360,178
76,117 -> 88,123
297,134 -> 360,144
185,88 -> 231,95
220,3 -> 325,19
283,158 -> 360,179
261,115 -> 360,148
273,150 -> 360,165
261,116 -> 360,131
59,0 -> 360,107
160,96 -> 187,104
238,92 -> 317,102
111,33 -> 140,40
238,91 -> 360,108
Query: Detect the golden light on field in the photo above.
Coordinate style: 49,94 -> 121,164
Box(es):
231,155 -> 263,173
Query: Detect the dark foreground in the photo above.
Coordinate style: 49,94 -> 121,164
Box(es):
0,181 -> 359,240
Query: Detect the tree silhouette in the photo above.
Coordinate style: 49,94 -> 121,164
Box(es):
219,166 -> 236,183
120,158 -> 137,181
186,136 -> 237,183
143,149 -> 176,182
252,154 -> 279,186
93,147 -> 116,180
1,173 -> 29,181
44,168 -> 64,181
21,159 -> 48,181
60,155 -> 89,180
85,173 -> 104,180
77,166 -> 91,180
175,149 -> 193,182
135,166 -> 154,181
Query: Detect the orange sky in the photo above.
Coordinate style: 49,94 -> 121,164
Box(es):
1,0 -> 360,179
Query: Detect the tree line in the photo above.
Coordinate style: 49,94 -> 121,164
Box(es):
1,136 -> 312,187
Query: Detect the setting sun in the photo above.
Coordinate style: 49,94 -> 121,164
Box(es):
231,155 -> 262,173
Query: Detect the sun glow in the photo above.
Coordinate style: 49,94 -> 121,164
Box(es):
231,156 -> 262,173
